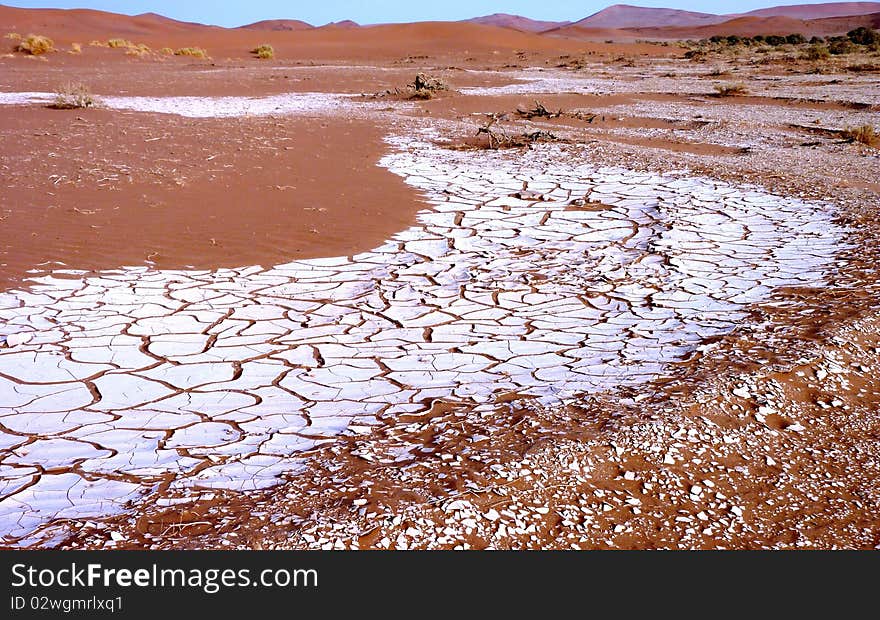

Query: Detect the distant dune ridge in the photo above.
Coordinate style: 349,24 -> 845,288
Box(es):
321,20 -> 360,29
0,2 -> 878,49
464,13 -> 570,32
566,5 -> 730,29
741,1 -> 880,19
238,19 -> 314,31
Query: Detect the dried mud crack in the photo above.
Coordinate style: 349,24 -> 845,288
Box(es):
0,56 -> 878,549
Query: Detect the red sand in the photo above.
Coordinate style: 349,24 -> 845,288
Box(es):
0,107 -> 422,289
0,6 -> 664,60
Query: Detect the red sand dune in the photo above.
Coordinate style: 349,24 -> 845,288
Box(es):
319,20 -> 360,29
131,12 -> 211,29
553,11 -> 880,41
547,2 -> 880,40
3,3 -> 877,54
0,6 -> 665,60
803,10 -> 880,34
543,25 -> 639,41
566,4 -> 729,28
626,13 -> 880,39
238,19 -> 314,31
0,5 -> 224,37
263,21 -> 655,58
741,1 -> 880,19
465,13 -> 569,32
629,16 -> 813,39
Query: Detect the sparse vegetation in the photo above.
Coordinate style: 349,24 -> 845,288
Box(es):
828,38 -> 858,55
843,124 -> 876,146
50,82 -> 99,109
125,43 -> 151,56
714,82 -> 748,97
5,32 -> 21,41
802,44 -> 830,61
89,40 -> 105,47
69,42 -> 82,54
684,27 -> 880,61
160,47 -> 173,55
14,34 -> 54,55
516,101 -> 563,119
174,47 -> 208,58
405,73 -> 448,99
461,113 -> 562,150
251,43 -> 274,59
100,39 -> 151,56
846,62 -> 880,72
365,74 -> 452,101
847,27 -> 880,47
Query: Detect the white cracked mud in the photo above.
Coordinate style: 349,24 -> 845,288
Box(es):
0,94 -> 849,547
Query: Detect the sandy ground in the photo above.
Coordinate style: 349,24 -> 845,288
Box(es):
0,33 -> 879,549
0,107 -> 423,290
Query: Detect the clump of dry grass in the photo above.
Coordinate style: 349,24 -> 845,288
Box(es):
89,40 -> 105,47
69,42 -> 82,54
174,47 -> 208,58
366,73 -> 452,101
843,124 -> 876,145
159,47 -> 173,55
406,73 -> 448,99
802,43 -> 830,60
251,43 -> 274,59
846,62 -> 880,72
50,82 -> 99,109
714,82 -> 749,97
14,34 -> 54,55
125,43 -> 151,56
107,38 -> 133,48
5,32 -> 21,41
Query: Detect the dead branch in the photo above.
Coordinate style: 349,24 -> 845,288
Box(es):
516,100 -> 563,119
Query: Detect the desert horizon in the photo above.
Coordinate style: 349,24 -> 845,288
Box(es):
1,2 -> 880,31
0,0 -> 878,559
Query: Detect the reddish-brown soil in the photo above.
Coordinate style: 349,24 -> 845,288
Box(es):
0,106 -> 421,289
1,5 -> 879,551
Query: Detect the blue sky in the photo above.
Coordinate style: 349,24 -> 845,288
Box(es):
2,1 -> 832,27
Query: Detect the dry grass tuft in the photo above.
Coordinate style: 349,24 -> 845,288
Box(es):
160,47 -> 173,55
846,62 -> 880,72
843,124 -> 876,145
5,32 -> 21,41
802,44 -> 830,60
251,43 -> 274,59
125,43 -> 151,56
50,82 -> 99,110
15,34 -> 54,55
406,73 -> 448,99
714,82 -> 749,97
107,38 -> 133,48
69,42 -> 81,54
174,47 -> 208,58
